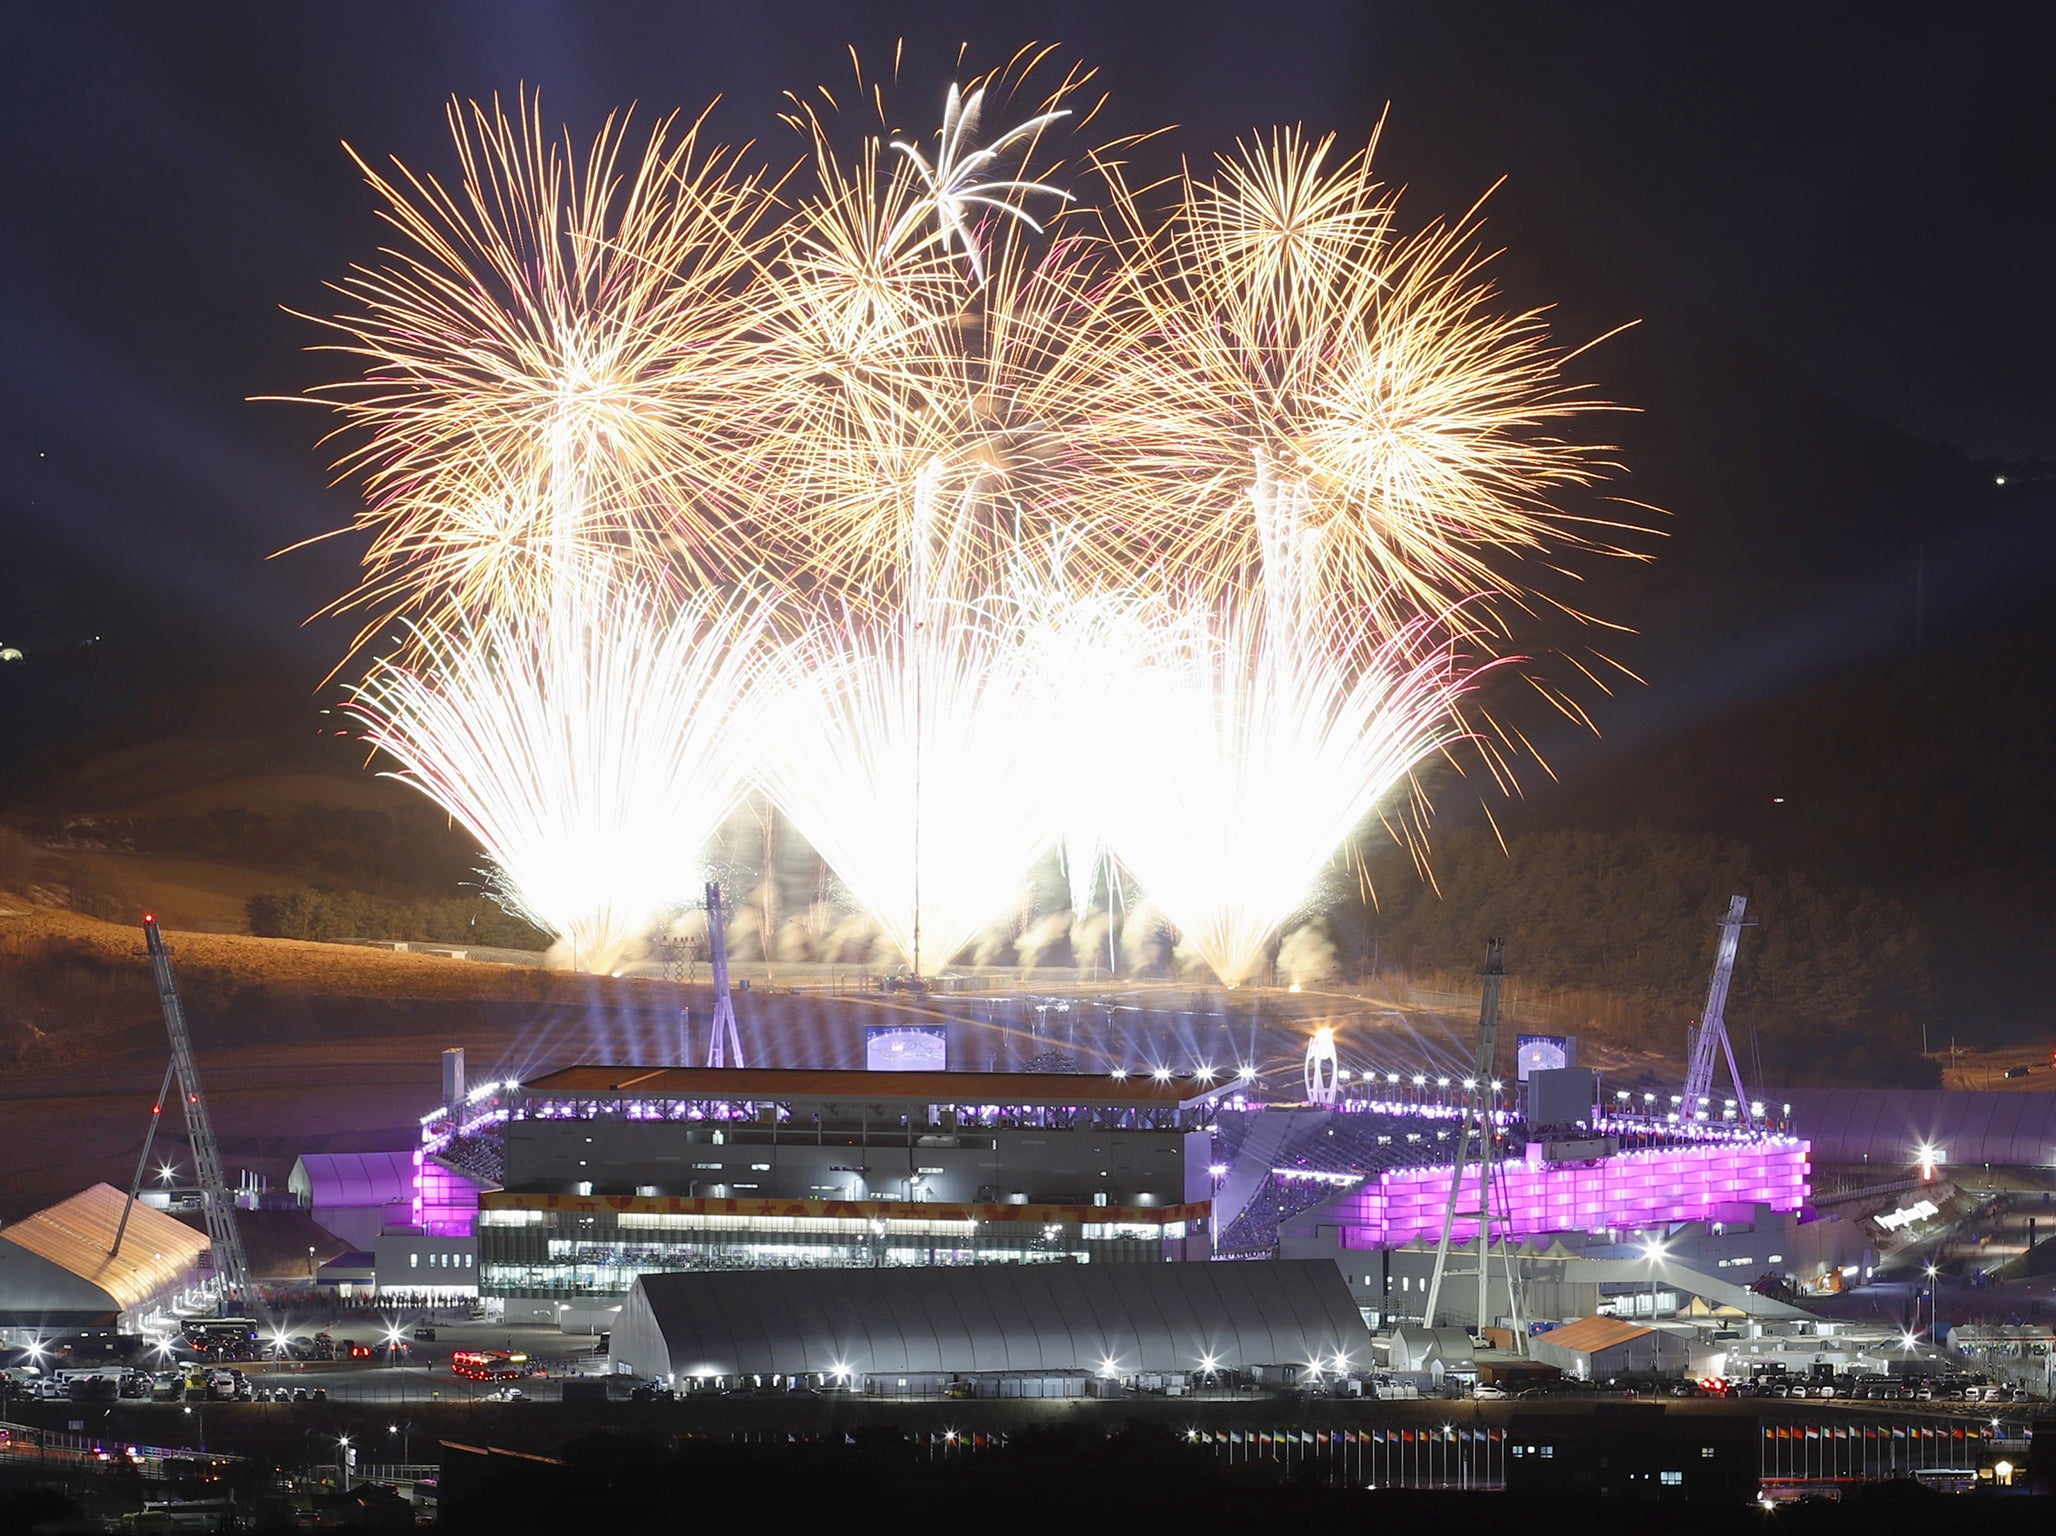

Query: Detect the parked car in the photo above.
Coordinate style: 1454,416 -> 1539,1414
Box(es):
483,1387 -> 528,1403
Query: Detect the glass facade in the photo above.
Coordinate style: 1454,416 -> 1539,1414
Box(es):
478,1206 -> 1167,1298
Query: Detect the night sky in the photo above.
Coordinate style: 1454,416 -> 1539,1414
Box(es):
2,2 -> 2051,770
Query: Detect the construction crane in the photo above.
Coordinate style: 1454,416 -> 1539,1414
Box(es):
702,882 -> 745,1068
114,917 -> 266,1326
1423,938 -> 1522,1341
1682,895 -> 1757,1129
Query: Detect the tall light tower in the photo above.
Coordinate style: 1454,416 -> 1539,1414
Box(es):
1682,896 -> 1756,1128
702,883 -> 745,1068
1423,939 -> 1521,1337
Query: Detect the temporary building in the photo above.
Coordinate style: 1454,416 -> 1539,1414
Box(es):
616,1259 -> 1369,1382
0,1183 -> 210,1330
289,1152 -> 418,1248
1527,1315 -> 1691,1379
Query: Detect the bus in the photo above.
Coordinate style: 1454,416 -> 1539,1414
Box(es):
451,1350 -> 531,1382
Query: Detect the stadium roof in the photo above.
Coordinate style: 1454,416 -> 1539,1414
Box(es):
0,1183 -> 209,1314
615,1259 -> 1369,1380
523,1065 -> 1204,1108
1783,1088 -> 2056,1168
288,1151 -> 418,1208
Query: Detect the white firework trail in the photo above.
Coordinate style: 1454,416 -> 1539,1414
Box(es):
348,575 -> 775,974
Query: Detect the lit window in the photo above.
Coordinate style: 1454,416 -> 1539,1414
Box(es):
1660,1471 -> 1683,1486
409,1253 -> 418,1269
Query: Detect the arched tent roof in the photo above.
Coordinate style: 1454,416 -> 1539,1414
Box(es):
616,1260 -> 1369,1381
288,1151 -> 417,1208
1783,1089 -> 2056,1169
0,1183 -> 209,1320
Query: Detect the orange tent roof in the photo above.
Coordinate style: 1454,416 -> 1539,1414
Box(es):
0,1183 -> 209,1310
1537,1314 -> 1654,1354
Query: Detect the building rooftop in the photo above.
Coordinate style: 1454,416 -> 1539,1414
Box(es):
0,1183 -> 209,1311
1538,1315 -> 1656,1354
521,1064 -> 1207,1108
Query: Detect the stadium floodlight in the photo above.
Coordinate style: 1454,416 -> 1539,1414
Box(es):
1111,1069 -> 1128,1080
1200,1353 -> 1218,1373
1437,1077 -> 1450,1089
1616,1090 -> 1630,1101
1386,1073 -> 1399,1085
1412,1075 -> 1426,1087
1196,1064 -> 1217,1082
1153,1067 -> 1173,1082
1099,1357 -> 1120,1378
1240,1066 -> 1259,1081
1462,1078 -> 1476,1090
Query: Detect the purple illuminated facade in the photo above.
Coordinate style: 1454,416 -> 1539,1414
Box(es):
1334,1138 -> 1811,1248
412,1151 -> 483,1238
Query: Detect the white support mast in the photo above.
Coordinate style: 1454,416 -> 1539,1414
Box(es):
703,882 -> 745,1069
1682,896 -> 1755,1128
1424,939 -> 1518,1334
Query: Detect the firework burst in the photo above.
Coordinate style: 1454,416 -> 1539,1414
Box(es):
291,91 -> 782,646
295,53 -> 1646,989
1092,125 -> 1634,623
348,574 -> 776,973
1106,581 -> 1502,986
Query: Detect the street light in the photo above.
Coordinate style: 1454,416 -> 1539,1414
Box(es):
1641,1237 -> 1670,1321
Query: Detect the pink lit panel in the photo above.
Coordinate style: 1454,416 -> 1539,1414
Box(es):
1335,1138 -> 1811,1248
413,1151 -> 481,1238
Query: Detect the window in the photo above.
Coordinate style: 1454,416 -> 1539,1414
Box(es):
1660,1471 -> 1683,1486
409,1253 -> 419,1269
693,1162 -> 724,1170
1700,1447 -> 1715,1459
